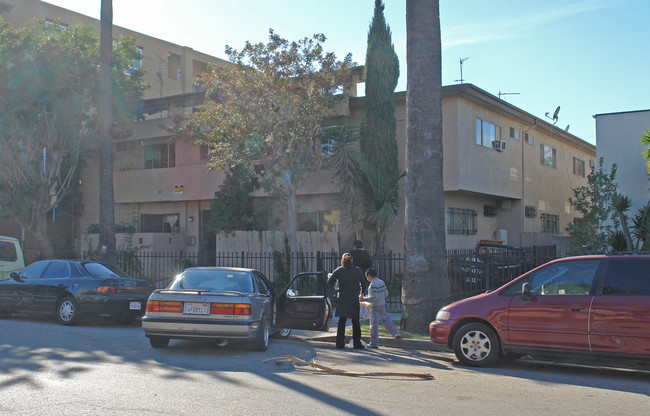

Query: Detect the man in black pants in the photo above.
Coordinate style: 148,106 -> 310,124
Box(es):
328,253 -> 366,349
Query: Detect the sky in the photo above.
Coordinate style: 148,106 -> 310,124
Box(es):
43,0 -> 650,145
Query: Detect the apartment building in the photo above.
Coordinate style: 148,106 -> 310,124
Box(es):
595,109 -> 650,215
3,0 -> 596,256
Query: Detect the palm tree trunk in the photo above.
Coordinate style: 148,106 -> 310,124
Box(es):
98,0 -> 116,264
402,0 -> 450,334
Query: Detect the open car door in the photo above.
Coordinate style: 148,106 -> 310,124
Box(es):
276,271 -> 332,331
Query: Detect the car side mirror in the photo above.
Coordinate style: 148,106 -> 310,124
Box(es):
10,272 -> 20,281
522,282 -> 531,300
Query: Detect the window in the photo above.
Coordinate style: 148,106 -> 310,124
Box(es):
167,52 -> 181,79
540,144 -> 556,168
298,210 -> 340,232
476,119 -> 496,148
143,141 -> 175,169
140,214 -> 179,233
0,241 -> 17,262
116,141 -> 136,152
199,145 -> 209,160
528,260 -> 599,296
125,46 -> 143,76
525,132 -> 533,145
541,213 -> 559,233
45,19 -> 67,31
601,259 -> 650,295
20,261 -> 48,279
573,217 -> 584,229
573,157 -> 585,177
447,208 -> 477,235
483,205 -> 497,217
320,138 -> 337,155
509,127 -> 520,140
43,261 -> 70,279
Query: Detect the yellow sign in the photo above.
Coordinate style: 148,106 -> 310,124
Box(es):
174,184 -> 184,194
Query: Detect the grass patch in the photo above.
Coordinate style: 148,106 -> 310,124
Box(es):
346,319 -> 430,340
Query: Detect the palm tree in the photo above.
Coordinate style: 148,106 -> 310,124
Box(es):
98,0 -> 116,264
402,0 -> 450,333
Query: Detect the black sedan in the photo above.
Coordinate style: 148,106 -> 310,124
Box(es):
0,259 -> 154,325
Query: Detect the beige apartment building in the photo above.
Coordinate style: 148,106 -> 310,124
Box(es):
3,0 -> 596,256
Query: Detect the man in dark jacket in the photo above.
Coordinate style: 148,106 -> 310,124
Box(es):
328,253 -> 366,349
350,240 -> 372,274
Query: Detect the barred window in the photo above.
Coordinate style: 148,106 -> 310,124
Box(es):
573,157 -> 585,177
447,208 -> 477,235
541,213 -> 559,233
540,144 -> 557,168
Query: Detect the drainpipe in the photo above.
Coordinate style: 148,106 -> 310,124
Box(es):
522,119 -> 537,245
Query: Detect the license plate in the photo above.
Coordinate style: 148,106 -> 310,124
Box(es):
129,301 -> 141,310
184,302 -> 210,315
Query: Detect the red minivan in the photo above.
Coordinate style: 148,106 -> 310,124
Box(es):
430,254 -> 650,366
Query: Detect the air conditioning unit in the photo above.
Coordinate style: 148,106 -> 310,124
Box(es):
492,140 -> 506,151
525,206 -> 537,218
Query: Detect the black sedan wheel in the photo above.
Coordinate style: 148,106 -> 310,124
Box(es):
57,295 -> 79,326
452,322 -> 500,367
149,336 -> 170,349
253,315 -> 270,351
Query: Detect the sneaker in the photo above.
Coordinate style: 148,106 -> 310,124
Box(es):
395,335 -> 402,339
367,344 -> 379,349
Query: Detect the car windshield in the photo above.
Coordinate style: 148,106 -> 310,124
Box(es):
82,262 -> 128,278
170,269 -> 254,293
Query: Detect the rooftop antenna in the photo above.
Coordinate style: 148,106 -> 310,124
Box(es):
545,106 -> 560,125
498,91 -> 520,100
455,57 -> 469,84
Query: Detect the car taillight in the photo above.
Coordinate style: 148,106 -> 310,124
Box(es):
211,303 -> 233,314
234,303 -> 251,315
209,303 -> 252,315
146,300 -> 183,313
97,286 -> 118,294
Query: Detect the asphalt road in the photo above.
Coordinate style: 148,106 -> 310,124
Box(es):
1,316 -> 649,415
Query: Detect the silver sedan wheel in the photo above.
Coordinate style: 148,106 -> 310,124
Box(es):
57,296 -> 79,325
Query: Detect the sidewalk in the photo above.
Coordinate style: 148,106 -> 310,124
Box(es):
292,312 -> 447,352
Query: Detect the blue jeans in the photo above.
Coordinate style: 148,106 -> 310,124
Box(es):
369,305 -> 399,347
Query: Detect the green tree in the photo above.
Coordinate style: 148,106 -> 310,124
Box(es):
206,165 -> 262,234
362,0 -> 400,175
641,129 -> 650,174
566,158 -> 619,254
611,192 -> 634,251
0,17 -> 148,255
402,0 -> 450,333
183,30 -> 354,256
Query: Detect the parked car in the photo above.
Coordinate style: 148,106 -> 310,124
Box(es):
431,253 -> 650,367
448,243 -> 530,291
0,259 -> 154,325
142,267 -> 332,351
0,235 -> 25,282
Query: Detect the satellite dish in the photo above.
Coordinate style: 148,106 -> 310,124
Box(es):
565,125 -> 570,132
552,106 -> 560,121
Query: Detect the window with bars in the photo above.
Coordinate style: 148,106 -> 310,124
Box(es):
541,213 -> 559,233
447,208 -> 477,235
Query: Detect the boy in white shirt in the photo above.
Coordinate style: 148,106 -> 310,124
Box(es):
361,268 -> 401,348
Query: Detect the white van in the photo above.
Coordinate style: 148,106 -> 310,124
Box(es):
0,236 -> 25,281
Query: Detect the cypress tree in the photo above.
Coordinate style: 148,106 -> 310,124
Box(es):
362,0 -> 400,174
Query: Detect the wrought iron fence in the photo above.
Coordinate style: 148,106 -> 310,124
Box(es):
24,244 -> 558,313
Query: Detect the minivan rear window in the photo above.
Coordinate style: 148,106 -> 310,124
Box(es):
0,241 -> 17,262
601,258 -> 650,295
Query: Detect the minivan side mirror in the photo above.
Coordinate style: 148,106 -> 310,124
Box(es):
522,282 -> 531,300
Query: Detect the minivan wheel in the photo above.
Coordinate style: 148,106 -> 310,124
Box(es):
57,295 -> 79,326
453,322 -> 499,367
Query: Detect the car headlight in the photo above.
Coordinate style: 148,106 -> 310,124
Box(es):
436,310 -> 450,321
